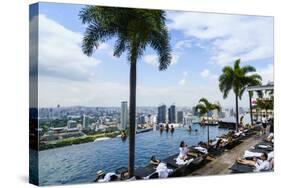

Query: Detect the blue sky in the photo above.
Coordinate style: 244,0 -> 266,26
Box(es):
30,2 -> 274,108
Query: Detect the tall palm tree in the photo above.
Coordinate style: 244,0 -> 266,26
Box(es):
195,98 -> 221,147
219,59 -> 262,131
79,6 -> 171,177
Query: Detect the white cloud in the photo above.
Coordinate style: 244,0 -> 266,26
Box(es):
144,52 -> 179,66
167,11 -> 273,66
200,69 -> 210,78
256,64 -> 274,84
34,14 -> 103,81
171,52 -> 180,65
178,79 -> 186,86
38,79 -> 129,107
144,54 -> 158,66
175,40 -> 192,49
178,71 -> 188,86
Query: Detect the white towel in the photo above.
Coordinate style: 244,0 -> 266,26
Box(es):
258,145 -> 270,149
268,151 -> 274,161
155,163 -> 173,178
97,172 -> 117,182
243,150 -> 262,158
176,157 -> 194,165
194,146 -> 208,154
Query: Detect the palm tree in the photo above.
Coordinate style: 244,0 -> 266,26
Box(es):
195,98 -> 221,147
79,6 -> 171,177
219,59 -> 262,131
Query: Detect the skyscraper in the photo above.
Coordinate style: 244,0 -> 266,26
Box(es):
82,114 -> 90,129
157,104 -> 166,124
120,101 -> 128,130
168,105 -> 176,123
177,111 -> 184,123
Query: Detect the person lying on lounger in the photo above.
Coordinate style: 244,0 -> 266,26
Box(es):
215,138 -> 229,148
237,152 -> 271,172
266,133 -> 274,143
95,170 -> 119,182
150,155 -> 161,165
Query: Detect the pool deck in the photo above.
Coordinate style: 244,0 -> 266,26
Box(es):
189,135 -> 265,176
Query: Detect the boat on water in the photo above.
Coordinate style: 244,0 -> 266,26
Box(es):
199,117 -> 219,126
136,128 -> 153,134
199,122 -> 218,126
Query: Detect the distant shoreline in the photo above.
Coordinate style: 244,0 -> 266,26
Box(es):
39,131 -> 121,151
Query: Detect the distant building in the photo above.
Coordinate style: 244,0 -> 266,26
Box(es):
48,108 -> 53,119
56,104 -> 61,119
138,115 -> 146,124
177,111 -> 184,123
82,114 -> 90,129
67,120 -> 77,129
157,104 -> 166,123
120,101 -> 128,130
168,105 -> 176,123
192,106 -> 199,116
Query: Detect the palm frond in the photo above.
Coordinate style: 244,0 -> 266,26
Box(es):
241,65 -> 256,74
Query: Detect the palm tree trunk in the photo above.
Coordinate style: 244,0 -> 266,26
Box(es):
128,50 -> 137,178
249,91 -> 253,125
235,94 -> 239,131
207,122 -> 210,148
206,112 -> 210,148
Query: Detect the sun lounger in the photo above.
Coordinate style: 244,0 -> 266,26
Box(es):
249,148 -> 272,154
253,144 -> 273,151
134,165 -> 156,179
208,147 -> 224,156
162,154 -> 198,177
224,138 -> 242,150
115,167 -> 128,180
258,141 -> 274,147
229,162 -> 254,173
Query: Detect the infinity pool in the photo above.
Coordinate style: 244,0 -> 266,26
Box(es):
38,124 -> 228,185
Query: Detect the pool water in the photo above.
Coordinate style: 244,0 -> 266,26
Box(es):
38,124 -> 228,185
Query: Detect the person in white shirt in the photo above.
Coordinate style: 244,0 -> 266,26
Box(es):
155,163 -> 173,178
176,141 -> 194,165
178,141 -> 189,161
237,152 -> 271,172
94,170 -> 118,182
261,115 -> 267,134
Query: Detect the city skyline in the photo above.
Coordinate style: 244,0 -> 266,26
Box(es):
31,2 -> 274,108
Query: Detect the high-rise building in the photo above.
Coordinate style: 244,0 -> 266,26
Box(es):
67,120 -> 77,129
157,104 -> 166,123
177,111 -> 184,123
137,115 -> 146,125
120,101 -> 128,130
192,106 -> 199,116
168,105 -> 176,123
83,114 -> 90,129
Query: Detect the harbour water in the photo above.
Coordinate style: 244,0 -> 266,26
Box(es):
38,123 -> 228,185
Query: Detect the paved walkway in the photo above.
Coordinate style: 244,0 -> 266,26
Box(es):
190,136 -> 264,176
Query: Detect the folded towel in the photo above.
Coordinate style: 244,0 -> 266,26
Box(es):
194,146 -> 208,154
268,151 -> 274,161
243,150 -> 262,158
155,163 -> 173,178
176,157 -> 194,165
258,145 -> 270,149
